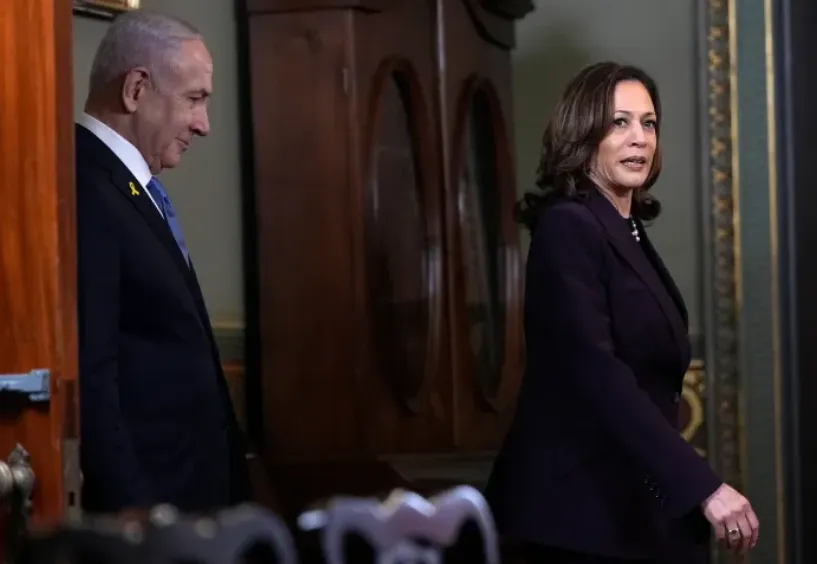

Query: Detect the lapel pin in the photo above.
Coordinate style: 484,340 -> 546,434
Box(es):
129,182 -> 140,196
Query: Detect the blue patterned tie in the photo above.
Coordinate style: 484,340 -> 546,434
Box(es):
146,177 -> 190,265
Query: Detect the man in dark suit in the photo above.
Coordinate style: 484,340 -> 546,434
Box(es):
76,9 -> 250,513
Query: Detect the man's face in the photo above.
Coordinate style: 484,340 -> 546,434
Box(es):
132,39 -> 213,174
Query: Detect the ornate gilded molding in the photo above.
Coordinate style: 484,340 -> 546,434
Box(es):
681,361 -> 707,458
704,0 -> 743,497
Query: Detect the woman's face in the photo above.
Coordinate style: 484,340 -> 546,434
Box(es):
590,80 -> 657,192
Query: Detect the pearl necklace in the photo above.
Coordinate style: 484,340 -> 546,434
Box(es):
627,217 -> 640,242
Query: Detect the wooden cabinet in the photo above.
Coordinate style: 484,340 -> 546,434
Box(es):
242,0 -> 532,513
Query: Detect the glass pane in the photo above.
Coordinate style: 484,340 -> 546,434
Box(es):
459,89 -> 505,397
366,73 -> 431,402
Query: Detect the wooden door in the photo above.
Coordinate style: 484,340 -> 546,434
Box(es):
0,0 -> 78,557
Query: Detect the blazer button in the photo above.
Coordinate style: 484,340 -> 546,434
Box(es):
672,392 -> 681,404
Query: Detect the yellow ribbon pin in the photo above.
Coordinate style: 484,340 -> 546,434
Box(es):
129,182 -> 140,196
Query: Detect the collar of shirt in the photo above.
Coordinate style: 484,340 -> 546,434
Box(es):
78,112 -> 163,218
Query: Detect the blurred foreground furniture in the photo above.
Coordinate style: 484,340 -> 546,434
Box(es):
296,485 -> 499,564
19,503 -> 297,564
17,485 -> 497,563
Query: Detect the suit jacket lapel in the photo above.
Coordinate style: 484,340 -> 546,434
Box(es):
76,125 -> 208,328
585,190 -> 688,347
108,165 -> 198,283
112,169 -> 221,342
636,223 -> 689,329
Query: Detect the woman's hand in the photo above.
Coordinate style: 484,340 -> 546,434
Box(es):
701,483 -> 759,553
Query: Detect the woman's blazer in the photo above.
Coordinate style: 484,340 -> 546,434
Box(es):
485,189 -> 722,562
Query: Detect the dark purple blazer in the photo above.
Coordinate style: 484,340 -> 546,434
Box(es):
484,189 -> 722,562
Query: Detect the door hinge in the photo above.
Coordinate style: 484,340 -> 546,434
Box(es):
0,369 -> 50,402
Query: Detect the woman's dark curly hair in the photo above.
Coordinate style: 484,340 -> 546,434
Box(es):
515,61 -> 663,232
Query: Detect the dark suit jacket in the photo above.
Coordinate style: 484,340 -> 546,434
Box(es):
485,189 -> 722,562
75,124 -> 251,513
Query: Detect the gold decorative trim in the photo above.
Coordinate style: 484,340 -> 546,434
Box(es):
707,0 -> 743,497
705,1 -> 753,561
681,362 -> 706,456
73,0 -> 139,19
763,0 -> 785,558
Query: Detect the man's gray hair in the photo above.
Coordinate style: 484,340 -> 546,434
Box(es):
88,10 -> 201,94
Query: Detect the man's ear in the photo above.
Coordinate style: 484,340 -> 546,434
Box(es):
121,67 -> 150,113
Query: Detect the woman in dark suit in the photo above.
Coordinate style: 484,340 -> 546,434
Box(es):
484,62 -> 759,563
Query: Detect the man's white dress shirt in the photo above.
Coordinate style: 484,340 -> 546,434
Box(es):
78,112 -> 163,218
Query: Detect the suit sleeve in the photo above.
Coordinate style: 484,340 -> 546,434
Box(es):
527,207 -> 722,518
77,175 -> 155,509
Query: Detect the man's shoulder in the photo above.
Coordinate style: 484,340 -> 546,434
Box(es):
75,144 -> 121,220
76,123 -> 125,173
75,158 -> 112,196
75,124 -> 125,193
76,124 -> 108,164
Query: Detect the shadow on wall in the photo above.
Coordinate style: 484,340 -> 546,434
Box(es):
512,23 -> 592,251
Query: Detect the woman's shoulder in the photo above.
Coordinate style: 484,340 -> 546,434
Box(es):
525,198 -> 608,273
533,196 -> 602,238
